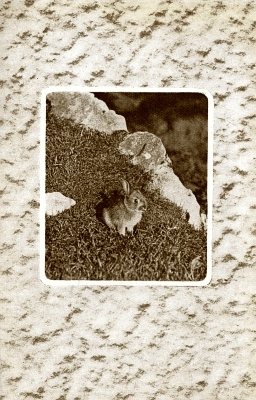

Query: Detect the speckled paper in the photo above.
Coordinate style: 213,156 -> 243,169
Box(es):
1,1 -> 255,399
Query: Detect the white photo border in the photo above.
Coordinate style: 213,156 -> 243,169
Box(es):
40,86 -> 213,287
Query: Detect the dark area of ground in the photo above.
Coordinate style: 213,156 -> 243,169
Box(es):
45,110 -> 207,281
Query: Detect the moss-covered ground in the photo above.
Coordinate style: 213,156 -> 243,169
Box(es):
45,111 -> 207,281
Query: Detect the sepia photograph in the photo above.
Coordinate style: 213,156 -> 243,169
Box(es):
41,88 -> 212,283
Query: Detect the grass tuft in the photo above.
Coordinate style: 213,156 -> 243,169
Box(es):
45,112 -> 207,281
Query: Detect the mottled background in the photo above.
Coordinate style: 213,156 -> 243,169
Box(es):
1,1 -> 256,399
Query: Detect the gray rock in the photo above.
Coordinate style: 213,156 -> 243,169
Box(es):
45,192 -> 76,216
119,131 -> 167,171
151,163 -> 201,229
47,92 -> 127,133
119,131 -> 202,229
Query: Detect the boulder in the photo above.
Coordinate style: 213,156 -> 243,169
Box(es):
47,92 -> 127,133
119,131 -> 202,229
119,131 -> 167,171
151,164 -> 201,229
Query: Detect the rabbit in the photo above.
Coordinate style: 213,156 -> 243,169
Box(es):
102,179 -> 147,236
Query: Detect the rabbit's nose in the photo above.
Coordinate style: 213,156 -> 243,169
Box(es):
139,205 -> 147,211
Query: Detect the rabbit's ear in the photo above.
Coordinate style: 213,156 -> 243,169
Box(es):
122,179 -> 130,195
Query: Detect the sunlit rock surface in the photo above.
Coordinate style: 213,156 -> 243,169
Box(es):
47,92 -> 127,133
119,131 -> 167,170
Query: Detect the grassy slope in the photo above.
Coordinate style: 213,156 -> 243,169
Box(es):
45,112 -> 207,281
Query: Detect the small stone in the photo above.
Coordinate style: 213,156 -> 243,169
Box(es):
45,192 -> 76,216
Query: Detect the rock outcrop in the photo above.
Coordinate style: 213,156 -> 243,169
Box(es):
47,92 -> 127,134
119,131 -> 202,229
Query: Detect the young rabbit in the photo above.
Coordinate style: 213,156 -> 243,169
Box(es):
102,179 -> 147,236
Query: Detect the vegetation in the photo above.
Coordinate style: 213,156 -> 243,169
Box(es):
45,112 -> 207,281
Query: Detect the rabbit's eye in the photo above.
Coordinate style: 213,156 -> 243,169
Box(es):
134,198 -> 138,204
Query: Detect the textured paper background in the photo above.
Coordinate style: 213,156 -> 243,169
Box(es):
1,1 -> 255,399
